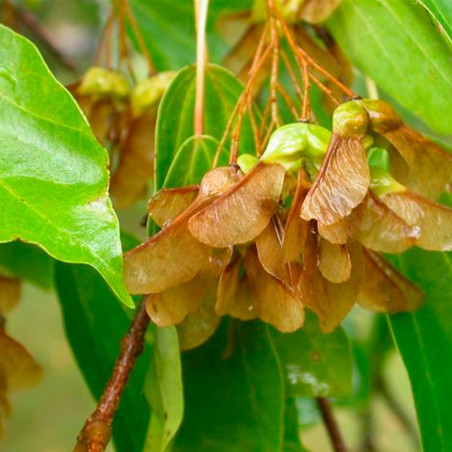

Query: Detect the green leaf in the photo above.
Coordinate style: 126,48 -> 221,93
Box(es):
144,327 -> 183,452
327,0 -> 452,134
271,313 -> 352,398
163,135 -> 228,188
0,25 -> 132,306
418,0 -> 452,44
55,258 -> 151,451
174,320 -> 285,452
129,0 -> 253,71
155,64 -> 256,188
388,249 -> 452,452
0,241 -> 54,289
284,398 -> 309,452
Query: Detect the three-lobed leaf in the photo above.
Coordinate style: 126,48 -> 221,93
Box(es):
388,249 -> 452,452
271,313 -> 353,398
154,64 -> 256,188
174,320 -> 285,452
0,25 -> 132,306
328,0 -> 452,135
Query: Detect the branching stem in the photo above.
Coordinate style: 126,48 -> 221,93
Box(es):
73,299 -> 150,452
316,397 -> 349,452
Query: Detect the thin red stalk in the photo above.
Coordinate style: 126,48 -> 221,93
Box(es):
247,98 -> 261,152
316,397 -> 349,452
269,18 -> 281,126
259,118 -> 276,155
213,41 -> 272,166
301,58 -> 311,120
104,17 -> 114,69
94,11 -> 114,66
118,1 -> 135,81
73,299 -> 150,452
194,0 -> 209,136
248,24 -> 269,73
258,95 -> 273,141
308,71 -> 341,106
228,43 -> 274,163
123,0 -> 156,75
276,13 -> 354,98
276,83 -> 299,119
213,24 -> 271,166
280,50 -> 304,109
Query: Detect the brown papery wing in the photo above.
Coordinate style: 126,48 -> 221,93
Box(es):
282,170 -> 310,261
299,0 -> 343,23
188,162 -> 286,247
110,111 -> 156,208
216,256 -> 258,321
299,232 -> 362,333
245,247 -> 304,333
146,273 -> 213,326
198,166 -> 242,199
0,277 -> 21,314
318,239 -> 351,283
256,221 -> 287,281
357,250 -> 423,313
384,125 -> 452,200
383,191 -> 452,251
147,186 -> 199,228
0,331 -> 42,391
124,210 -> 212,294
317,201 -> 365,244
177,290 -> 220,352
301,134 -> 370,225
355,193 -> 418,253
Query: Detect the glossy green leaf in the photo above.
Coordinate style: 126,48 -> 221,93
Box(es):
54,236 -> 151,452
155,64 -> 256,188
144,327 -> 183,452
345,313 -> 393,409
0,241 -> 54,289
328,0 -> 452,134
388,249 -> 452,452
129,0 -> 252,71
271,313 -> 352,398
284,398 -> 309,452
163,135 -> 228,188
174,320 -> 285,452
419,0 -> 452,44
0,25 -> 132,306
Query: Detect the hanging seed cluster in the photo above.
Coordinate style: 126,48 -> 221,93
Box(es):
124,98 -> 452,350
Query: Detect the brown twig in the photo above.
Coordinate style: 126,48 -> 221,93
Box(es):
73,299 -> 150,452
316,397 -> 349,452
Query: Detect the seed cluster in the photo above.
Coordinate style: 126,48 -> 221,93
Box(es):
124,98 -> 452,349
